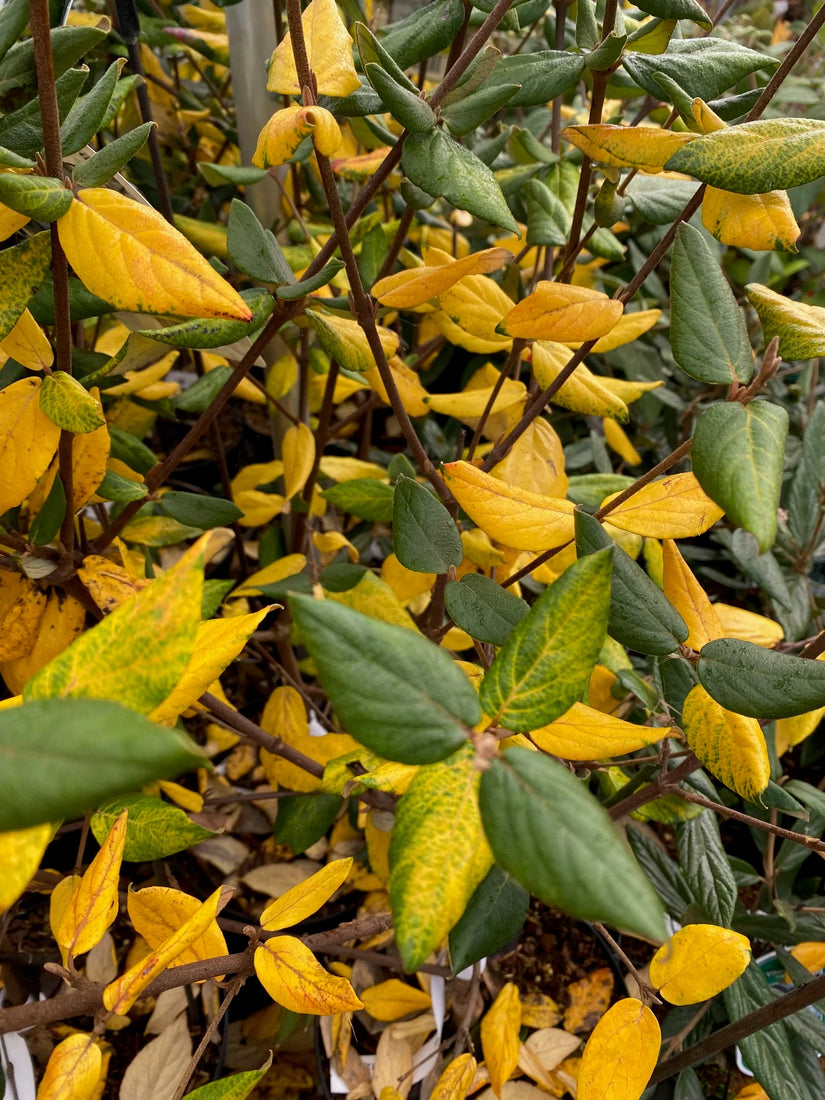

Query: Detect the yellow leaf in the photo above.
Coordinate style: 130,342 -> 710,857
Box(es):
36,1033 -> 102,1100
230,459 -> 284,496
0,589 -> 86,695
603,420 -> 641,466
255,934 -> 364,1013
443,460 -> 575,552
253,104 -> 342,168
57,189 -> 252,320
662,539 -> 724,650
561,124 -> 697,172
682,683 -> 770,802
431,1054 -> 477,1100
105,885 -> 232,1014
425,378 -> 526,420
0,202 -> 29,242
50,874 -> 81,966
266,0 -> 360,97
564,967 -> 614,1033
261,857 -> 353,931
259,685 -> 357,792
776,693 -> 825,750
364,356 -> 430,418
601,474 -> 724,538
26,537 -> 207,713
282,421 -> 315,499
529,342 -> 628,421
127,885 -> 228,972
714,603 -> 784,647
431,275 -> 514,354
234,553 -> 306,596
313,530 -> 359,563
325,571 -> 418,630
149,606 -> 273,725
235,488 -> 286,526
530,702 -> 670,761
70,390 -> 110,510
789,941 -> 825,973
373,248 -> 513,309
649,924 -> 751,1004
0,308 -> 53,371
157,780 -> 203,812
0,821 -> 53,915
491,418 -> 569,501
577,998 -> 660,1100
381,553 -> 435,606
481,982 -> 521,1097
319,455 -> 387,482
360,979 -> 433,1022
58,810 -> 127,959
599,376 -> 664,405
734,1085 -> 770,1100
520,993 -> 561,1029
0,377 -> 61,515
692,97 -> 727,134
702,187 -> 800,252
746,282 -> 825,360
500,282 -> 623,343
565,309 -> 661,353
78,555 -> 149,615
307,309 -> 399,373
0,569 -> 47,661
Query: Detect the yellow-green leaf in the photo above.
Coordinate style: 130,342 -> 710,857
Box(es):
746,282 -> 825,360
0,821 -> 53,915
372,248 -> 513,309
57,809 -> 127,958
306,309 -> 399,373
681,683 -> 770,802
0,377 -> 61,515
36,1032 -> 101,1100
260,857 -> 353,931
480,982 -> 521,1097
662,539 -> 724,650
360,979 -> 433,1022
601,474 -> 724,538
499,282 -> 623,342
39,372 -> 106,433
389,745 -> 493,972
562,124 -> 697,171
254,934 -> 364,1013
0,231 -> 51,342
577,997 -> 660,1100
530,702 -> 670,761
266,0 -> 360,97
702,187 -> 800,253
57,189 -> 252,320
649,924 -> 751,1004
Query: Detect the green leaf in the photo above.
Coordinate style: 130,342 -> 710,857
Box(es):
625,175 -> 701,225
0,174 -> 72,221
159,491 -> 243,529
60,58 -> 124,156
692,400 -> 788,552
0,25 -> 107,99
289,594 -> 480,765
136,289 -> 273,349
479,549 -> 612,731
666,118 -> 825,195
483,51 -> 585,108
39,372 -> 106,433
698,638 -> 825,719
788,403 -> 825,548
670,223 -> 754,385
576,0 -> 599,49
676,810 -> 737,926
402,129 -> 518,233
393,475 -> 462,574
354,22 -> 418,92
442,83 -> 522,138
72,123 -> 154,188
567,474 -> 635,510
91,792 -> 214,861
746,282 -> 825,360
634,0 -> 711,26
0,67 -> 89,159
0,698 -> 205,832
0,144 -> 35,168
322,478 -> 395,523
198,163 -> 269,186
172,366 -> 234,413
227,199 -> 295,285
445,574 -> 529,647
276,258 -> 346,300
480,748 -> 667,941
96,469 -> 149,503
585,33 -> 628,75
390,745 -> 492,972
524,178 -> 570,247
575,511 -> 687,656
202,579 -> 235,619
622,38 -> 777,102
274,792 -> 344,854
627,822 -> 694,921
449,864 -> 529,976
109,426 -> 156,474
28,474 -> 66,547
0,0 -> 29,68
365,64 -> 436,133
379,0 -> 465,71
0,232 -> 52,342
185,1056 -> 273,1100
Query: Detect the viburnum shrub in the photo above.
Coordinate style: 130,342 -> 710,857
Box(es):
2,0 -> 825,1096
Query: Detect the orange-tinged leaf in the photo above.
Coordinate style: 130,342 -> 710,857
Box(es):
442,460 -> 575,552
500,282 -> 623,342
0,821 -> 53,916
372,248 -> 513,309
105,885 -> 232,1013
360,978 -> 433,1022
0,377 -> 61,515
261,857 -> 353,931
682,683 -> 770,802
0,308 -> 53,371
714,603 -> 784,647
528,342 -> 628,421
430,1054 -> 477,1100
649,924 -> 751,1004
601,474 -> 724,538
0,569 -> 47,661
253,104 -> 342,168
282,421 -> 315,499
530,702 -> 671,761
562,124 -> 697,172
266,0 -> 360,97
57,189 -> 252,320
734,1085 -> 770,1100
127,885 -> 228,972
577,997 -> 660,1100
662,539 -> 724,650
564,968 -> 614,1033
481,982 -> 521,1097
58,810 -> 127,958
701,187 -> 800,252
1,589 -> 87,695
254,934 -> 363,1014
36,1032 -> 102,1100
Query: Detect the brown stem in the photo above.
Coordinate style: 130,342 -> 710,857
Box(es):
466,339 -> 526,462
374,205 -> 416,284
430,0 -> 517,109
594,438 -> 693,522
746,2 -> 825,122
170,978 -> 243,1100
607,754 -> 701,820
676,790 -> 825,854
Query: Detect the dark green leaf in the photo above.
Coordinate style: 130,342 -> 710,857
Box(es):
622,39 -> 777,102
276,258 -> 346,300
585,33 -> 627,74
677,810 -> 737,926
0,698 -> 206,831
72,122 -> 154,188
449,864 -> 529,975
627,822 -> 694,920
625,176 -> 701,225
0,0 -> 29,68
670,223 -> 754,384
634,0 -> 710,26
198,163 -> 269,186
566,474 -> 635,509
524,178 -> 570,246
96,469 -> 149,503
322,479 -> 395,523
159,492 -> 243,530
365,64 -> 436,133
445,574 -> 529,646
91,792 -> 215,861
172,366 -> 234,413
0,144 -> 35,168
0,25 -> 106,99
136,288 -> 273,349
60,58 -> 123,156
0,67 -> 89,159
380,0 -> 465,70
698,638 -> 825,718
442,83 -> 522,138
482,51 -> 585,108
692,400 -> 788,552
289,594 -> 480,764
274,793 -> 344,854
576,0 -> 599,49
788,402 -> 825,548
227,199 -> 295,285
392,475 -> 462,574
674,1070 -> 705,1100
28,474 -> 66,547
480,749 -> 667,940
0,174 -> 72,221
354,22 -> 419,92
108,426 -> 157,475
